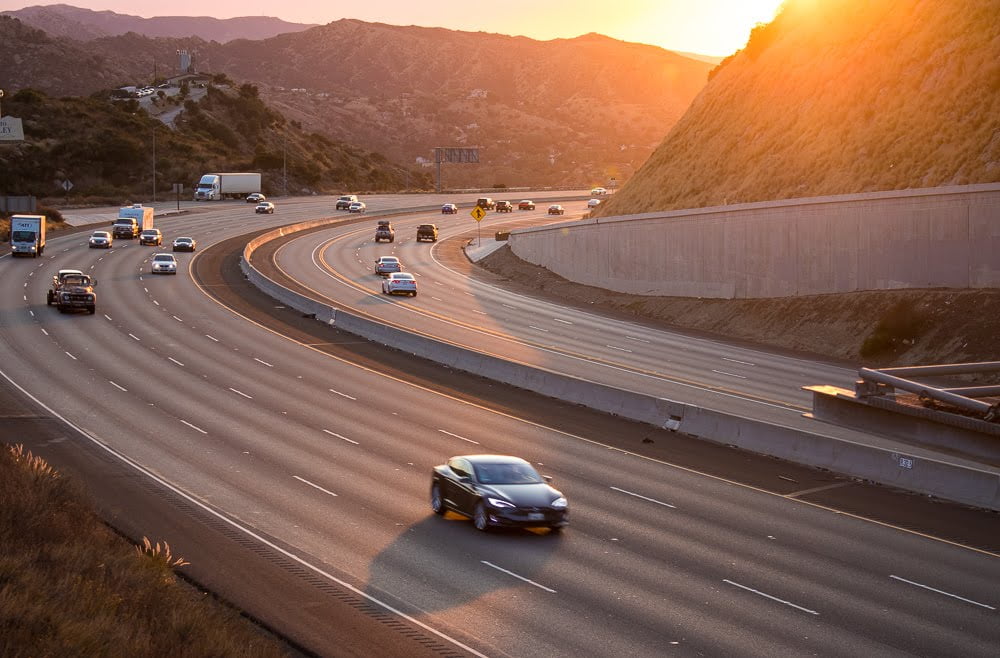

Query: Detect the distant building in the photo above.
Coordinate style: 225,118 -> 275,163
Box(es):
178,50 -> 192,73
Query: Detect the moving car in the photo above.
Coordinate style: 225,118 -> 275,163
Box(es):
495,200 -> 513,213
138,228 -> 162,246
336,194 -> 358,210
548,204 -> 565,215
591,187 -> 608,196
246,193 -> 266,203
172,236 -> 196,252
150,253 -> 178,275
88,231 -> 113,249
476,197 -> 496,210
430,455 -> 568,532
518,200 -> 535,211
348,201 -> 367,213
374,256 -> 402,276
381,272 -> 417,296
587,198 -> 601,208
255,201 -> 275,214
374,220 -> 394,243
441,203 -> 458,214
416,224 -> 439,242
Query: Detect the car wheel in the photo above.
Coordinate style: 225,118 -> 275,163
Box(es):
411,291 -> 417,297
473,502 -> 490,532
431,483 -> 446,515
87,306 -> 96,315
46,292 -> 53,306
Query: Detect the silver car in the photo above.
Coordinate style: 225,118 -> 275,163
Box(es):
150,253 -> 178,275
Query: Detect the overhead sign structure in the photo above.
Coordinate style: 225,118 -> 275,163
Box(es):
470,205 -> 486,222
433,146 -> 481,193
0,116 -> 24,141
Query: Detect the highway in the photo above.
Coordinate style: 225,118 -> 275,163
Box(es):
2,195 -> 998,656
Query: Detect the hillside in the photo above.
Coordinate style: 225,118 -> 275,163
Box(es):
595,0 -> 1000,216
2,4 -> 316,42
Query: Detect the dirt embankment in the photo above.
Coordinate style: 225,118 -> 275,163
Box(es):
477,245 -> 1000,368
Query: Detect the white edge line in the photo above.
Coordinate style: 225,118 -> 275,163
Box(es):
723,579 -> 819,615
481,561 -> 556,593
322,429 -> 359,445
889,575 -> 995,610
438,429 -> 480,444
0,368 -> 486,658
610,486 -> 676,508
293,475 -> 338,497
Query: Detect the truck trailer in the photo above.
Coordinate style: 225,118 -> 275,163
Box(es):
117,204 -> 154,230
10,215 -> 46,257
193,173 -> 262,201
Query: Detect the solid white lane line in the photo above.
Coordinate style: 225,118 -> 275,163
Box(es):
438,429 -> 480,444
625,335 -> 651,343
229,388 -> 252,399
322,429 -> 359,445
606,345 -> 633,353
552,318 -> 573,325
109,381 -> 127,392
610,486 -> 676,509
723,357 -> 757,366
180,419 -> 208,434
329,388 -> 357,400
167,357 -> 184,367
103,314 -> 112,321
40,328 -> 48,336
785,482 -> 851,498
65,352 -> 77,360
528,326 -> 549,332
482,561 -> 556,593
712,369 -> 747,379
293,475 -> 338,497
723,580 -> 819,615
129,333 -> 140,341
254,358 -> 274,367
889,575 -> 996,610
205,334 -> 219,342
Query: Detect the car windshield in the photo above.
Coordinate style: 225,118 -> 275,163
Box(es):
176,238 -> 192,243
154,255 -> 174,262
474,462 -> 543,485
393,274 -> 414,280
92,232 -> 109,238
380,257 -> 398,263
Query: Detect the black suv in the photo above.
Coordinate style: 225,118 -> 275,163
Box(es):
495,201 -> 513,212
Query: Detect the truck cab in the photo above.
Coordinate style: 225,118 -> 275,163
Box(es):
48,271 -> 97,314
10,215 -> 46,257
112,217 -> 140,239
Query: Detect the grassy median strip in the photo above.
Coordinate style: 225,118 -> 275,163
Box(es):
0,444 -> 288,656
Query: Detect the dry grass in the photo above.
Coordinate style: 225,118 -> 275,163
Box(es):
597,0 -> 1000,217
0,444 -> 288,657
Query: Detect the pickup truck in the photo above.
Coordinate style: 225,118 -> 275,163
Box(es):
336,195 -> 359,210
416,224 -> 439,242
48,270 -> 97,314
112,217 -> 140,239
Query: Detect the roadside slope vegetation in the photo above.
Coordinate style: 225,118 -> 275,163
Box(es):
596,0 -> 1000,216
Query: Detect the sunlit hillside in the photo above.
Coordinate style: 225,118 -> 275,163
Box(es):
596,0 -> 1000,216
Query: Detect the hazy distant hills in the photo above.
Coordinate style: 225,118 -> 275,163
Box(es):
2,4 -> 316,42
0,13 -> 712,188
596,0 -> 1000,216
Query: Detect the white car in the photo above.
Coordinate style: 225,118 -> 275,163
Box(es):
587,198 -> 601,208
591,187 -> 608,196
150,253 -> 178,275
382,272 -> 417,296
349,201 -> 367,213
375,256 -> 402,276
88,231 -> 113,249
255,202 -> 275,214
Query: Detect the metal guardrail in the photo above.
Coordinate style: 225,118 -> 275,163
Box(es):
856,362 -> 1000,422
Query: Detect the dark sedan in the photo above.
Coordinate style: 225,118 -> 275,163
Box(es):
431,455 -> 568,532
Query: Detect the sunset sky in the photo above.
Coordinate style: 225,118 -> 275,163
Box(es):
0,1 -> 785,56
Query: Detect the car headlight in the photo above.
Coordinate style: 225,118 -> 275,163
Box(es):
487,497 -> 515,509
551,497 -> 567,509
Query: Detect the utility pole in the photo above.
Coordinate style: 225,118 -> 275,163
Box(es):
152,126 -> 157,203
283,136 -> 288,197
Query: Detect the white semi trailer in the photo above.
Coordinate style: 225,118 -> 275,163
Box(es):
193,173 -> 261,201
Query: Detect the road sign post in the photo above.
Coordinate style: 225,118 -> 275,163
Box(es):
470,205 -> 486,247
172,183 -> 183,211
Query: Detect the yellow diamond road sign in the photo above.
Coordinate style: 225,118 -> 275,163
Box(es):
470,205 -> 486,222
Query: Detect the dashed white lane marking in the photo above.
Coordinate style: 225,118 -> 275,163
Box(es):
438,429 -> 480,444
723,579 -> 819,615
723,357 -> 757,366
293,475 -> 339,497
153,300 -> 160,306
129,333 -> 140,341
205,334 -> 219,342
889,575 -> 995,610
502,303 -> 516,309
172,315 -> 183,322
712,369 -> 748,379
329,388 -> 357,400
610,486 -> 676,509
474,310 -> 488,315
40,328 -> 48,336
606,345 -> 633,353
431,296 -> 443,302
23,282 -> 26,288
626,335 -> 651,343
551,318 -> 571,325
23,295 -> 26,301
65,351 -> 76,360
103,314 -> 112,321
180,419 -> 208,434
322,429 -> 359,445
167,357 -> 184,367
528,326 -> 549,332
482,561 -> 556,593
28,310 -> 34,318
144,287 -> 148,293
254,358 -> 274,367
229,387 -> 252,399
109,381 -> 127,392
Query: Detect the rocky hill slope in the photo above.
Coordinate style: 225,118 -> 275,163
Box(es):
596,0 -> 1000,216
2,4 -> 315,42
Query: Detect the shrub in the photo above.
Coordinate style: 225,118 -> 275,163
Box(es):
860,299 -> 926,358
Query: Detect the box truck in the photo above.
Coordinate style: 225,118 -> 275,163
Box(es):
10,215 -> 46,257
193,173 -> 261,201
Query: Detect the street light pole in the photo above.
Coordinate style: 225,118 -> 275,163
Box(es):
283,136 -> 287,197
152,126 -> 157,203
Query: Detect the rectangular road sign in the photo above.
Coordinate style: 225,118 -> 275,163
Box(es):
0,116 -> 24,141
436,147 -> 480,164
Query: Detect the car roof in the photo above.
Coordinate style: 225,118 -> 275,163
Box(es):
378,256 -> 399,261
153,253 -> 175,259
390,272 -> 414,278
92,230 -> 110,235
175,236 -> 193,241
458,454 -> 531,465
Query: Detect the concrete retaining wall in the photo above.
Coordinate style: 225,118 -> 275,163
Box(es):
509,184 -> 1000,298
240,211 -> 1000,511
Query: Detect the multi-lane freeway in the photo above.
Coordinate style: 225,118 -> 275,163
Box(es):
2,195 -> 997,656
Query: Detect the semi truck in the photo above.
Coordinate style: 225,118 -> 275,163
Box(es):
193,173 -> 261,201
10,215 -> 46,257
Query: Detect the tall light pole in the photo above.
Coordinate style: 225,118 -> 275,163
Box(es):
152,125 -> 157,203
282,136 -> 287,197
